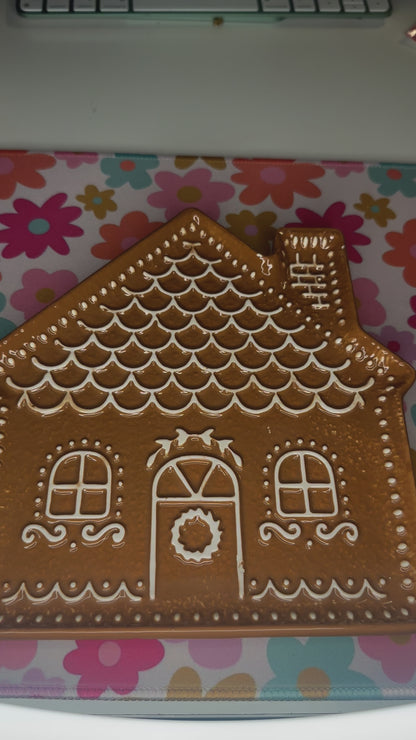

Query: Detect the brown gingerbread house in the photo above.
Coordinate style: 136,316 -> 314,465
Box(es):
0,208 -> 415,637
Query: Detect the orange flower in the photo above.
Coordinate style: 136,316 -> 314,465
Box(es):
232,159 -> 325,209
354,193 -> 396,228
91,210 -> 163,260
384,218 -> 416,288
76,184 -> 117,219
0,150 -> 55,199
226,210 -> 277,254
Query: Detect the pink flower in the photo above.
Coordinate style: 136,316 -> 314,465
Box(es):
63,639 -> 164,699
0,669 -> 66,699
148,168 -> 234,220
188,639 -> 242,669
372,325 -> 416,364
359,635 -> 416,683
54,152 -> 99,168
0,193 -> 83,259
0,641 -> 37,669
352,278 -> 386,327
321,161 -> 365,178
286,201 -> 371,263
10,268 -> 78,320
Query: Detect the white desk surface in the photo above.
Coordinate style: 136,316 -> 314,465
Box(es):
2,701 -> 416,740
0,1 -> 415,161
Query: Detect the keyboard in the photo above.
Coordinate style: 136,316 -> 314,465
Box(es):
17,1 -> 392,20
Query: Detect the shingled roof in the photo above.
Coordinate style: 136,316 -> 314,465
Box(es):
1,210 -> 410,417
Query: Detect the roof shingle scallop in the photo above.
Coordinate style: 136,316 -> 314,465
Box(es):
1,210 -> 408,417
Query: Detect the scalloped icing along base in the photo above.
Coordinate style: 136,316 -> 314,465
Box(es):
0,208 -> 416,638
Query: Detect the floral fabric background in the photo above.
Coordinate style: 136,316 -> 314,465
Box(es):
1,151 -> 416,703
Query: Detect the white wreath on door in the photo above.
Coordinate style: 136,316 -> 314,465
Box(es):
171,508 -> 222,563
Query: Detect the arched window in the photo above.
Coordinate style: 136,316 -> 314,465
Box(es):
46,451 -> 111,520
275,451 -> 338,519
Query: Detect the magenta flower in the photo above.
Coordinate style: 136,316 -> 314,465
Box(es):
148,168 -> 234,220
0,669 -> 66,699
286,201 -> 371,263
11,268 -> 78,320
0,193 -> 83,259
0,640 -> 37,669
63,639 -> 164,699
54,152 -> 99,169
352,278 -> 386,327
359,635 -> 416,683
321,161 -> 365,178
372,325 -> 416,364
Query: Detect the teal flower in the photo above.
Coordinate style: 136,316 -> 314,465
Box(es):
100,154 -> 159,189
368,164 -> 416,197
261,637 -> 382,700
0,292 -> 16,339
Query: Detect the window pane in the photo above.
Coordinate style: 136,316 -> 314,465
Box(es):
80,488 -> 108,515
49,489 -> 77,516
308,487 -> 336,514
53,455 -> 80,484
305,454 -> 330,483
278,454 -> 302,483
83,454 -> 108,484
279,487 -> 305,514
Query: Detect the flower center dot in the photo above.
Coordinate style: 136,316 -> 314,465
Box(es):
92,196 -> 102,205
98,641 -> 122,667
388,340 -> 400,354
0,157 -> 14,175
387,168 -> 402,181
390,634 -> 412,645
36,288 -> 55,304
177,186 -> 202,203
370,205 -> 380,213
28,218 -> 50,235
120,160 -> 136,172
260,166 -> 286,185
297,667 -> 331,699
245,224 -> 258,236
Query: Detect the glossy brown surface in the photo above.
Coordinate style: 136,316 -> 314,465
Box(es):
1,209 -> 415,638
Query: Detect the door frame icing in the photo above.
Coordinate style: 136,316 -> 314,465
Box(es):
149,454 -> 244,600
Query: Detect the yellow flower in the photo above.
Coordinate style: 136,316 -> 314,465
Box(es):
167,667 -> 256,699
354,193 -> 396,228
76,184 -> 117,220
226,210 -> 277,254
174,156 -> 227,170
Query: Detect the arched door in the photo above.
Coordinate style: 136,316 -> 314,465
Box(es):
149,455 -> 244,601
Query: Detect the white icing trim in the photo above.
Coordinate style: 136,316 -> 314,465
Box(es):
259,522 -> 302,543
21,524 -> 67,545
7,251 -> 375,416
170,507 -> 221,563
315,521 -> 359,543
46,451 -> 111,520
81,522 -> 125,544
252,577 -> 386,602
2,580 -> 141,605
275,450 -> 338,520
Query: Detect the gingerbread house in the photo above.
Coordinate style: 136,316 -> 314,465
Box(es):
0,209 -> 415,637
